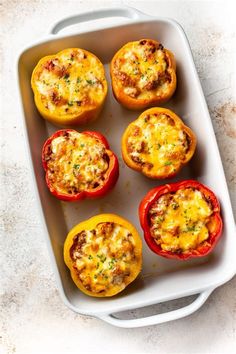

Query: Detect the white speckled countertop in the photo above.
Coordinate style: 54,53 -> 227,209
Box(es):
1,0 -> 236,353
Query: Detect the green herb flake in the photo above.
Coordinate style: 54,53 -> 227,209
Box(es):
73,164 -> 80,169
172,203 -> 179,210
185,226 -> 197,232
86,79 -> 94,85
68,101 -> 74,107
77,77 -> 81,84
88,255 -> 93,260
97,254 -> 106,263
164,161 -> 172,166
108,258 -> 116,270
157,216 -> 164,223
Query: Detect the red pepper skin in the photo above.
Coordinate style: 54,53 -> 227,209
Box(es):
139,180 -> 223,260
42,129 -> 119,201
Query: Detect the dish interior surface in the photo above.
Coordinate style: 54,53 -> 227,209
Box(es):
18,19 -> 236,315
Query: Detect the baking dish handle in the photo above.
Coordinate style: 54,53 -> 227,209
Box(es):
99,289 -> 213,328
50,6 -> 151,35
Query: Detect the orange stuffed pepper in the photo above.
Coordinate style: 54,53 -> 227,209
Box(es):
110,39 -> 176,110
122,107 -> 196,179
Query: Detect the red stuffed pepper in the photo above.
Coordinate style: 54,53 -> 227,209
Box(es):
42,129 -> 119,201
139,180 -> 223,260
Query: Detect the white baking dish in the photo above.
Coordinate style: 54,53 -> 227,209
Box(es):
17,6 -> 236,328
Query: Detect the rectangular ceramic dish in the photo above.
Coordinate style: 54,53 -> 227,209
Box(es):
17,6 -> 236,328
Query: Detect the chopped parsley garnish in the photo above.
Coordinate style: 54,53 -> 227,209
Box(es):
68,101 -> 74,107
171,203 -> 179,210
88,255 -> 93,260
77,77 -> 81,84
184,226 -> 198,232
156,216 -> 164,223
164,161 -> 172,166
108,258 -> 116,270
73,164 -> 80,169
64,74 -> 70,80
97,254 -> 106,263
86,79 -> 94,85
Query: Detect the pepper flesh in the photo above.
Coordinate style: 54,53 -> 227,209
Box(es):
64,214 -> 142,297
139,180 -> 223,260
42,129 -> 119,201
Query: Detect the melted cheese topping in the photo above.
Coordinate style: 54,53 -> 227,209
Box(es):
149,188 -> 213,253
45,131 -> 108,194
70,222 -> 139,294
127,113 -> 190,175
113,39 -> 172,100
34,48 -> 107,116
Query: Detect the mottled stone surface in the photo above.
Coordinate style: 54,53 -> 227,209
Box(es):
1,1 -> 235,353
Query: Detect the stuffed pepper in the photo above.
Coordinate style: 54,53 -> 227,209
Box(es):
139,180 -> 223,260
64,214 -> 142,297
42,129 -> 119,201
110,39 -> 176,110
122,107 -> 196,179
31,48 -> 107,126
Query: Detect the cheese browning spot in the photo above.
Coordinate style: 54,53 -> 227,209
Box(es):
149,188 -> 214,253
70,222 -> 139,294
34,48 -> 106,116
45,131 -> 109,194
127,113 -> 190,175
113,39 -> 172,100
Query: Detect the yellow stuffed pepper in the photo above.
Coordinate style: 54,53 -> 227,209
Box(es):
31,48 -> 107,126
64,214 -> 142,297
122,107 -> 197,179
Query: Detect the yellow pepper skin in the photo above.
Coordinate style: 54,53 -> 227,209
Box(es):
64,214 -> 142,297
